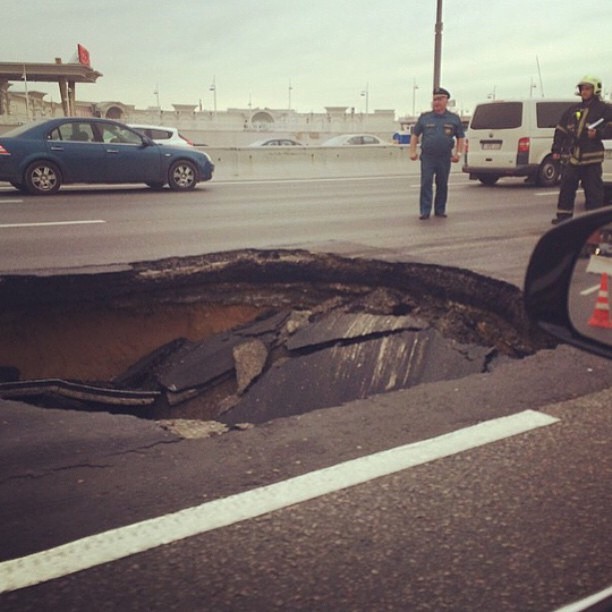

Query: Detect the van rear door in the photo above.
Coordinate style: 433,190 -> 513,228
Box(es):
466,101 -> 524,171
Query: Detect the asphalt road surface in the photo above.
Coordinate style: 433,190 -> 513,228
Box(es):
0,170 -> 559,286
1,172 -> 611,611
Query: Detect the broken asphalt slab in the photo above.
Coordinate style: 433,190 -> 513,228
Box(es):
0,249 -> 553,424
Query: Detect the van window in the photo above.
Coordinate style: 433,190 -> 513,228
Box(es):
536,102 -> 573,128
470,102 -> 522,130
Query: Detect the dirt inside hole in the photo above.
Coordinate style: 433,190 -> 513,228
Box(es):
1,302 -> 264,381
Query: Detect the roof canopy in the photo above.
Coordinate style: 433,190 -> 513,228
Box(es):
0,61 -> 102,83
0,59 -> 102,116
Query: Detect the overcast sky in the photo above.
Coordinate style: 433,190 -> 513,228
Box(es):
4,0 -> 612,116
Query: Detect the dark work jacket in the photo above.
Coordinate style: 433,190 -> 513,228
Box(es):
552,98 -> 612,165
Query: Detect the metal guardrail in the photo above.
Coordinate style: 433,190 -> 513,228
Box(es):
198,145 -> 413,180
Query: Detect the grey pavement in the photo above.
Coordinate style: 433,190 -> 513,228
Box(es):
2,343 -> 612,559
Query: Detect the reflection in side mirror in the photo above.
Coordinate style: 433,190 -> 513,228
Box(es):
524,208 -> 612,360
569,225 -> 612,342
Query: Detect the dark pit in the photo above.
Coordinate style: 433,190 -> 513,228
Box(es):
0,249 -> 554,426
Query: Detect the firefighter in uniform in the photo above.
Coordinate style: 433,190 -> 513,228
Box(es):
551,75 -> 612,224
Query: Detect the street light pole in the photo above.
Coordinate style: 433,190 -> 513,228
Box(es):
433,0 -> 443,90
361,83 -> 369,115
210,76 -> 217,114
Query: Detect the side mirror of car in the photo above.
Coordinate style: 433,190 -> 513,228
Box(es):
524,207 -> 612,359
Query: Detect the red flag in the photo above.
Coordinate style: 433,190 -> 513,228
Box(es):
77,44 -> 90,67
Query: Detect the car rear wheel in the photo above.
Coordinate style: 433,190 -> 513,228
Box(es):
537,155 -> 561,187
24,161 -> 62,195
168,160 -> 197,190
477,175 -> 499,186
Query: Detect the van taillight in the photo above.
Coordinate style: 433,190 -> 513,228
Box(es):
518,137 -> 530,153
465,139 -> 469,153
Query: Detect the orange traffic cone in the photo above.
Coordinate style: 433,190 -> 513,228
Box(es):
588,273 -> 612,328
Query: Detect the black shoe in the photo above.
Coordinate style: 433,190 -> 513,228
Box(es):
434,213 -> 447,218
419,214 -> 430,220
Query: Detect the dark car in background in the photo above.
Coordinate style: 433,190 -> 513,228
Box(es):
0,118 -> 214,195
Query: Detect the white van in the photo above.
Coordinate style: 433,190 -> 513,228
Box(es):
463,99 -> 575,187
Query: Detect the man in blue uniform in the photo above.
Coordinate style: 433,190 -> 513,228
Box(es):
409,87 -> 465,219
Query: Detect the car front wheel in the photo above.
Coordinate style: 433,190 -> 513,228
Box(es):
168,160 -> 197,190
24,161 -> 62,195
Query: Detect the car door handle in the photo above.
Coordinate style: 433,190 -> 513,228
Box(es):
105,148 -> 119,154
50,145 -> 64,151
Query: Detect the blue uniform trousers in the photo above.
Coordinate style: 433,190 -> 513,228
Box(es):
419,153 -> 451,217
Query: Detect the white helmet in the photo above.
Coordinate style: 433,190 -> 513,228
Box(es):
576,75 -> 602,96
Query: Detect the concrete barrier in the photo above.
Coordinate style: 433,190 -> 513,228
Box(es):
200,145 -> 413,181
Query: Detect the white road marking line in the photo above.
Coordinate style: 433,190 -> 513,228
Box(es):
554,585 -> 612,612
0,199 -> 24,204
581,284 -> 601,296
535,189 -> 583,197
0,220 -> 106,229
0,409 -> 558,594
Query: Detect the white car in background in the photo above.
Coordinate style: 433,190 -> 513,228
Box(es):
248,138 -> 304,147
129,124 -> 194,147
321,134 -> 387,146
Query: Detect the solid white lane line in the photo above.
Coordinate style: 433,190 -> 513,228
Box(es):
0,409 -> 558,594
580,284 -> 601,296
554,585 -> 612,612
535,189 -> 582,197
0,220 -> 106,229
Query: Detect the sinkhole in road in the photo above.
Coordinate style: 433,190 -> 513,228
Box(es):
0,249 -> 555,426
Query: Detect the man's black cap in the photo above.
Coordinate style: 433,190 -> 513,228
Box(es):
433,87 -> 451,98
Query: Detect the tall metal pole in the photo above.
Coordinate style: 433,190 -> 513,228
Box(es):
210,76 -> 217,114
433,0 -> 443,90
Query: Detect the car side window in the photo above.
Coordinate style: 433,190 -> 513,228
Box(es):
149,129 -> 171,140
99,124 -> 143,145
48,123 -> 96,142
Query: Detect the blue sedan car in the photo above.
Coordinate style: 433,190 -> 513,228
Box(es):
0,117 -> 214,195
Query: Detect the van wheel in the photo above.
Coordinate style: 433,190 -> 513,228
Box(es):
537,156 -> 561,187
477,175 -> 499,186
